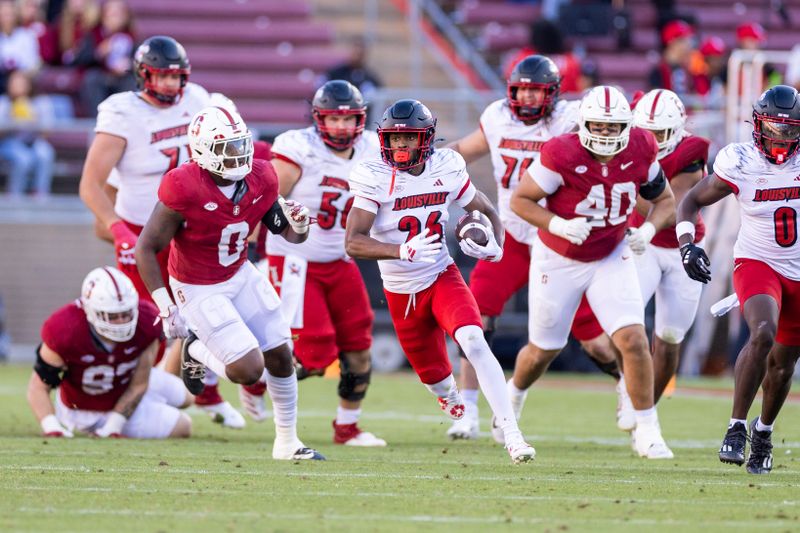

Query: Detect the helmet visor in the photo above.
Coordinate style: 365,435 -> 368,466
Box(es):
214,136 -> 253,169
761,119 -> 800,141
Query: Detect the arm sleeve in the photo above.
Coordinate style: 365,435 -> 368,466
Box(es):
529,143 -> 564,194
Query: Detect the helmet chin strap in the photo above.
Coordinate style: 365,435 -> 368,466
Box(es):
221,164 -> 250,181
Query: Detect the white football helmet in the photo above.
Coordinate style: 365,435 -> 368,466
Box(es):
80,266 -> 139,343
578,85 -> 633,156
633,89 -> 687,158
189,105 -> 253,181
208,92 -> 238,113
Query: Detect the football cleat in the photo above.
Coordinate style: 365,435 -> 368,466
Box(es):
506,438 -> 536,464
333,421 -> 387,447
719,422 -> 748,466
199,401 -> 246,429
616,378 -> 636,432
633,424 -> 674,459
273,440 -> 326,461
238,383 -> 269,422
437,390 -> 465,420
490,415 -> 505,444
180,332 -> 206,395
746,418 -> 773,475
447,403 -> 479,440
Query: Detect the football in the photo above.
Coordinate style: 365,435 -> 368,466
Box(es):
455,211 -> 492,247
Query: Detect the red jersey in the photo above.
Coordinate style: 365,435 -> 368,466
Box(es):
536,128 -> 659,261
41,301 -> 161,412
629,135 -> 709,248
159,159 -> 280,284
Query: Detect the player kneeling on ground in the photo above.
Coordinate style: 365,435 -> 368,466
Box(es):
27,267 -> 192,439
136,105 -> 324,461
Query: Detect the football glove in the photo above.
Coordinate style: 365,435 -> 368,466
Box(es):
680,242 -> 711,283
40,414 -> 73,438
399,228 -> 442,263
278,197 -> 310,234
626,222 -> 656,255
109,220 -> 138,267
92,412 -> 127,438
157,304 -> 190,339
459,230 -> 503,262
548,216 -> 591,245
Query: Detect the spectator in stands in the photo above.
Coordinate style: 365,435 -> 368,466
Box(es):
576,58 -> 600,93
325,37 -> 382,122
0,69 -> 55,198
733,22 -> 781,88
695,36 -> 727,107
19,0 -> 48,61
504,19 -> 581,94
40,0 -> 99,65
0,0 -> 41,90
74,0 -> 135,116
647,19 -> 698,97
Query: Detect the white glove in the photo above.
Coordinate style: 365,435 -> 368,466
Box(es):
158,304 -> 190,339
459,230 -> 503,262
278,197 -> 310,234
41,414 -> 73,438
92,412 -> 127,438
548,216 -> 592,245
399,228 -> 442,263
626,222 -> 656,255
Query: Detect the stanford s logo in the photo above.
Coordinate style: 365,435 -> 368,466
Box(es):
541,274 -> 548,284
233,205 -> 241,216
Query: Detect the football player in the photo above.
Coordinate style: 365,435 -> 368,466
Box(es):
345,99 -> 535,464
27,267 -> 192,439
136,106 -> 324,461
446,55 -> 632,440
78,36 -> 244,429
509,86 -> 676,459
242,80 -> 386,447
678,85 -> 800,474
630,89 -> 709,402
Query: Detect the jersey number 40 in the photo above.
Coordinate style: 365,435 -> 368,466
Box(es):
575,182 -> 636,227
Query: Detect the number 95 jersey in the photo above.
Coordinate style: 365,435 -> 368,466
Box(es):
713,142 -> 800,281
480,98 -> 580,245
350,149 -> 477,294
95,83 -> 213,226
267,127 -> 380,262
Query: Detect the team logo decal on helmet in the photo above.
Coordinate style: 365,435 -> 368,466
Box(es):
312,80 -> 367,150
81,266 -> 139,343
189,106 -> 254,181
578,86 -> 633,157
377,99 -> 437,170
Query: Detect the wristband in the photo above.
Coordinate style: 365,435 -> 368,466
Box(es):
675,221 -> 696,241
151,287 -> 174,316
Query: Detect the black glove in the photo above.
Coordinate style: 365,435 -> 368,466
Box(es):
680,242 -> 711,283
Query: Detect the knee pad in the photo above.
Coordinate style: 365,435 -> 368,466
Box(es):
337,352 -> 371,402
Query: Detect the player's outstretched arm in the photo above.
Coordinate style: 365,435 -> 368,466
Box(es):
345,207 -> 403,260
676,174 -> 733,246
463,190 -> 504,248
79,133 -> 126,230
27,344 -> 72,437
94,341 -> 157,438
136,202 -> 184,294
446,128 -> 490,165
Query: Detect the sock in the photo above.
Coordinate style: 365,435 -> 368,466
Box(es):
336,406 -> 361,425
462,389 -> 480,406
755,417 -> 774,433
203,371 -> 218,387
455,325 -> 521,444
507,379 -> 528,419
729,418 -> 747,428
188,340 -> 230,381
425,374 -> 455,398
267,372 -> 298,446
634,407 -> 658,427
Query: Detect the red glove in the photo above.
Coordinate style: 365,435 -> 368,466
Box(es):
109,220 -> 138,267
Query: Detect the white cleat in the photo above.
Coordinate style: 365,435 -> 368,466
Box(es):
238,385 -> 269,422
273,439 -> 325,460
506,438 -> 536,464
447,403 -> 479,440
199,401 -> 246,429
616,377 -> 636,432
437,390 -> 465,420
633,424 -> 674,459
342,431 -> 387,447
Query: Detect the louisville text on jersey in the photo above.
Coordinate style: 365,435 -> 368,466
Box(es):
151,124 -> 190,144
498,138 -> 544,152
320,176 -> 350,191
753,186 -> 800,202
392,192 -> 449,211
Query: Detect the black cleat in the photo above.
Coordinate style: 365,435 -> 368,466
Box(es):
719,422 -> 748,466
746,418 -> 773,475
291,447 -> 326,461
180,332 -> 206,395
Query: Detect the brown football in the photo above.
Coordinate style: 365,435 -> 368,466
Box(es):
455,211 -> 491,247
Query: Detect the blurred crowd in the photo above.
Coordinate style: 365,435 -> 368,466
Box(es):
0,0 -> 136,198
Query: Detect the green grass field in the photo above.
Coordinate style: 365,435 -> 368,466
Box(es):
0,364 -> 798,532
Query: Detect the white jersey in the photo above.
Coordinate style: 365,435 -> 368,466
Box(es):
480,98 -> 579,245
95,83 -> 212,226
350,149 -> 477,293
713,142 -> 800,280
267,128 -> 380,262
